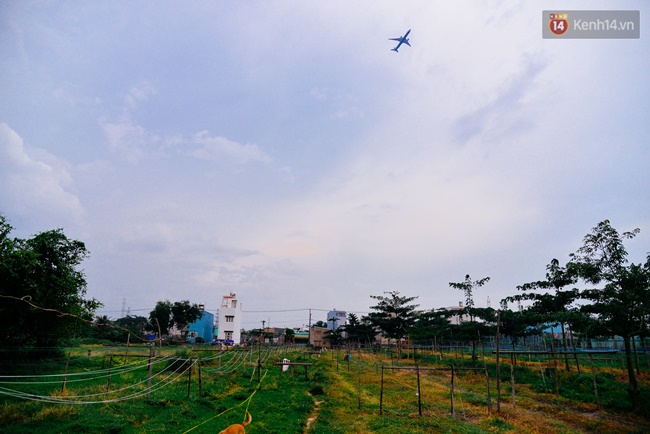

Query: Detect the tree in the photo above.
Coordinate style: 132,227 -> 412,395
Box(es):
507,259 -> 580,370
170,300 -> 202,337
0,214 -> 101,349
343,313 -> 377,345
326,327 -> 344,346
449,274 -> 490,312
148,300 -> 173,336
569,220 -> 650,413
148,300 -> 201,339
369,291 -> 419,356
284,328 -> 295,343
449,274 -> 491,365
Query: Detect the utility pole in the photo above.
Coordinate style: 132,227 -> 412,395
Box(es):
308,309 -> 312,345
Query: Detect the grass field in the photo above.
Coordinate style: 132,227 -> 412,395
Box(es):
1,344 -> 649,433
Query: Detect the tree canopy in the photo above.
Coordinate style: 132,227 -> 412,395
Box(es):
0,214 -> 101,348
369,291 -> 419,353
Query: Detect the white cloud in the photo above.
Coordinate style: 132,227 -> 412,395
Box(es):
0,122 -> 83,223
189,131 -> 272,164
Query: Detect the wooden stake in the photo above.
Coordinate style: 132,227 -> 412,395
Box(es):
61,352 -> 70,393
496,310 -> 501,412
450,364 -> 456,418
589,354 -> 599,405
380,367 -> 384,415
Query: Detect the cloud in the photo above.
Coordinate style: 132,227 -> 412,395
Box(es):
102,121 -> 158,163
0,122 -> 83,223
189,131 -> 272,164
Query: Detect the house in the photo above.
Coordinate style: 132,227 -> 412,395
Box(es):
187,304 -> 215,344
216,292 -> 242,345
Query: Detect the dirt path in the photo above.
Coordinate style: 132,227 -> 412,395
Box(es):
304,393 -> 323,433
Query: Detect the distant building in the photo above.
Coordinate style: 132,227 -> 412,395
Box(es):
309,325 -> 331,349
216,292 -> 242,344
327,309 -> 347,330
441,302 -> 470,325
187,304 -> 215,344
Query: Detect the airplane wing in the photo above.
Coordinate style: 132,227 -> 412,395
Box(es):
389,37 -> 401,42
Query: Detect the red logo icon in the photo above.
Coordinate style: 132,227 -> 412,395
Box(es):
549,13 -> 569,36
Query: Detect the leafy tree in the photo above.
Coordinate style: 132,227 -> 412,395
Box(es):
326,327 -> 344,346
284,328 -> 295,343
368,291 -> 420,356
113,315 -> 150,342
170,300 -> 202,337
0,214 -> 101,348
569,220 -> 650,413
449,274 -> 490,312
148,300 -> 201,338
148,300 -> 173,336
448,275 -> 491,365
411,309 -> 453,344
507,259 -> 580,369
343,313 -> 377,345
93,315 -> 118,341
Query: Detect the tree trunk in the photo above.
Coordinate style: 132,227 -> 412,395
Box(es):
623,336 -> 641,413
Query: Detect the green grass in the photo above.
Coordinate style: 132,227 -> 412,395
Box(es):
1,345 -> 650,433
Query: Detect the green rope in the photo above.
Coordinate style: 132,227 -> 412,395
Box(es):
182,369 -> 268,434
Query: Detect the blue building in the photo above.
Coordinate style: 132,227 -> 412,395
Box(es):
187,305 -> 215,344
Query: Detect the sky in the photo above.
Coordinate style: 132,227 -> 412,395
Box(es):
1,1 -> 649,331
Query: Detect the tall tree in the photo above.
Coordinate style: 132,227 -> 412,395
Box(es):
507,259 -> 580,370
449,274 -> 490,312
449,274 -> 491,365
0,215 -> 101,348
343,313 -> 377,345
570,220 -> 650,413
369,291 -> 419,356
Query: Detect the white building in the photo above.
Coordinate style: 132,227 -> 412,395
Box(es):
216,292 -> 242,344
327,309 -> 347,330
441,302 -> 471,325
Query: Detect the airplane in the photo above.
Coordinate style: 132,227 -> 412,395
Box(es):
389,29 -> 411,52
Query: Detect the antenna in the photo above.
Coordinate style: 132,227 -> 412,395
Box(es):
121,298 -> 126,317
487,296 -> 491,308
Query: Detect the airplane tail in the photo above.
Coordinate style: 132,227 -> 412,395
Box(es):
242,411 -> 252,427
391,47 -> 398,52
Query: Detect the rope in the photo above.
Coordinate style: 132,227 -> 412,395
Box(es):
181,369 -> 268,434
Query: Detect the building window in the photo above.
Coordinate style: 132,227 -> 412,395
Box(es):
232,300 -> 237,308
225,316 -> 234,323
225,331 -> 233,340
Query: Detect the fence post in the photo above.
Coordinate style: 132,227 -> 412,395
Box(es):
496,310 -> 501,412
380,367 -> 384,415
61,352 -> 70,393
106,355 -> 114,392
416,363 -> 422,416
450,364 -> 456,418
589,354 -> 599,405
484,367 -> 492,414
510,355 -> 516,408
147,344 -> 154,399
187,359 -> 192,398
198,358 -> 203,396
